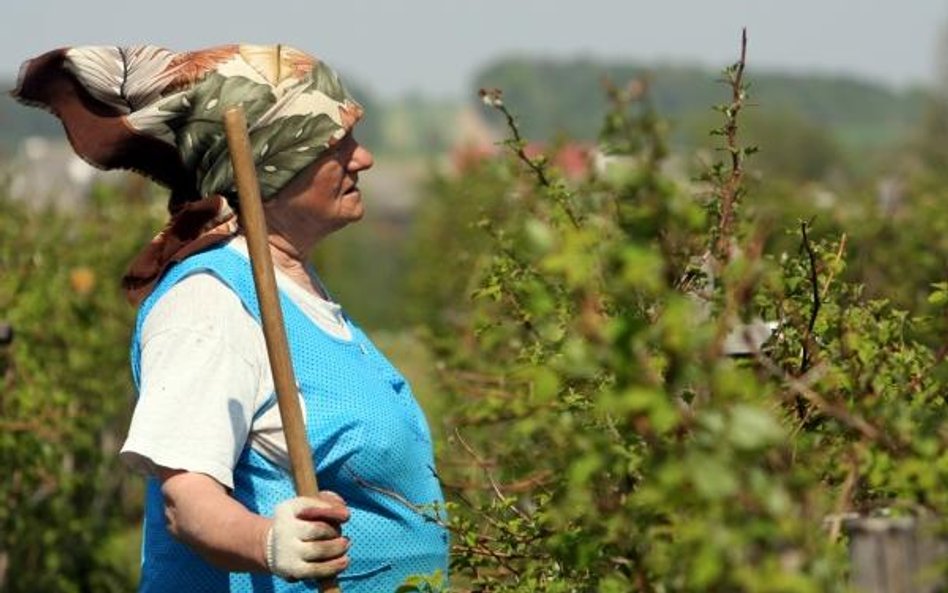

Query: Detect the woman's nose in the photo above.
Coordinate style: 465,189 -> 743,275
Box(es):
349,144 -> 374,172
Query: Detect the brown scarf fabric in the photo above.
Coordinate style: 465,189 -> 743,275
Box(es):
121,195 -> 238,305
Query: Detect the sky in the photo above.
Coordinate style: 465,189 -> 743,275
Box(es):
2,1 -> 946,99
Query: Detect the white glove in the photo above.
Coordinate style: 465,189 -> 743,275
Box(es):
265,493 -> 351,581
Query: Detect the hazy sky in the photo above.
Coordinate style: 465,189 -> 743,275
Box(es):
3,1 -> 946,99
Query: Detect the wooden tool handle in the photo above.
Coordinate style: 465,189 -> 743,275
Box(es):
223,106 -> 342,593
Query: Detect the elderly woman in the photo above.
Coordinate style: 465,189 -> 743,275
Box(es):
14,44 -> 448,592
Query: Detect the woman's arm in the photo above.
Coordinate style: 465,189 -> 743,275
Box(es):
159,469 -> 350,578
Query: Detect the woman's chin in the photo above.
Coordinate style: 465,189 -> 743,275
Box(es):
348,206 -> 366,223
342,191 -> 365,220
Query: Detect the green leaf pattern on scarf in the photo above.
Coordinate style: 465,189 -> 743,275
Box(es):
248,113 -> 342,196
158,73 -> 276,174
306,61 -> 347,99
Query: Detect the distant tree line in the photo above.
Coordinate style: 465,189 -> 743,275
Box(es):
471,57 -> 926,153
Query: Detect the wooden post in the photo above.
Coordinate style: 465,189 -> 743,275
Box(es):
845,516 -> 946,593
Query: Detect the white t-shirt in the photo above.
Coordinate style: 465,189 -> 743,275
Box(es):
120,237 -> 350,489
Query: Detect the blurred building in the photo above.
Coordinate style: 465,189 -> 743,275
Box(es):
1,137 -> 124,210
452,139 -> 595,181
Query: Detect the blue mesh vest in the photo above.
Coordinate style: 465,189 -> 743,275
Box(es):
130,244 -> 449,592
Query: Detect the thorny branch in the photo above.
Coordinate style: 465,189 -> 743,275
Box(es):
479,88 -> 581,229
713,28 -> 750,263
480,88 -> 550,188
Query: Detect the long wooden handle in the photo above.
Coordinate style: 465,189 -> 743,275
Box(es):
223,106 -> 342,593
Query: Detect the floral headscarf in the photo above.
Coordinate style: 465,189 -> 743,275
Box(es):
12,44 -> 364,303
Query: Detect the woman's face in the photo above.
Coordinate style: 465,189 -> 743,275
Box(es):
267,134 -> 375,243
303,134 -> 375,228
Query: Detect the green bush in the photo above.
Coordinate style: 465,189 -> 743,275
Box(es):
410,45 -> 947,592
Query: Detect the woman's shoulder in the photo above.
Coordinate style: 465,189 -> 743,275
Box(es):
139,240 -> 247,315
142,271 -> 255,343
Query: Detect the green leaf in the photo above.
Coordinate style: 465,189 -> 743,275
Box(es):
690,454 -> 739,499
728,404 -> 784,450
927,282 -> 948,306
620,245 -> 664,293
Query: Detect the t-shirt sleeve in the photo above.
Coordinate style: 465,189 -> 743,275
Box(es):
120,272 -> 264,490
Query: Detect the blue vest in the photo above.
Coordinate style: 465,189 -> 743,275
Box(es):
130,245 -> 449,592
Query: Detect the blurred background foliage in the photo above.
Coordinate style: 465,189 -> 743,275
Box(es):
0,185 -> 160,591
1,40 -> 947,591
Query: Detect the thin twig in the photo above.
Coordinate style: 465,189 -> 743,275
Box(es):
799,219 -> 822,376
346,466 -> 529,575
479,88 -> 580,228
827,447 -> 860,541
450,370 -> 511,387
0,412 -> 66,441
754,353 -> 901,451
422,463 -> 529,577
454,428 -> 530,522
344,465 -> 450,529
435,471 -> 553,494
820,233 -> 847,301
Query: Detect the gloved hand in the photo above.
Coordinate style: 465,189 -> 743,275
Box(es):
266,492 -> 351,581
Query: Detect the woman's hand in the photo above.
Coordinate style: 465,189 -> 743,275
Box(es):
158,470 -> 350,579
266,493 -> 351,580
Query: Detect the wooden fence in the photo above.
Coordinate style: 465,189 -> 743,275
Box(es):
846,516 -> 946,593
